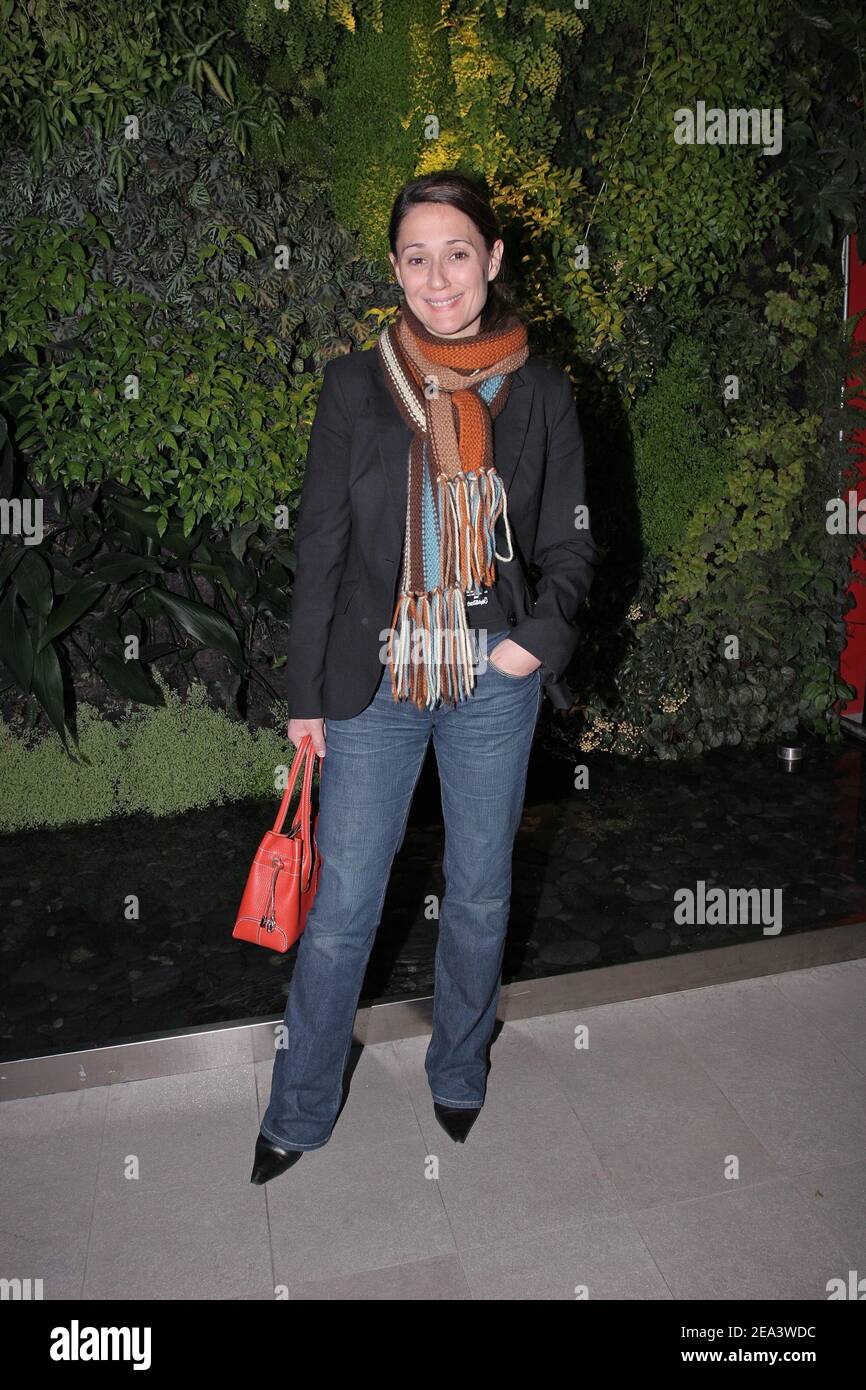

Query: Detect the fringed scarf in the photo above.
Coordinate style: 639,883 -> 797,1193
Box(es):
376,301 -> 529,709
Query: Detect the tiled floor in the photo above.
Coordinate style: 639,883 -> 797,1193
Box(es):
2,960 -> 865,1300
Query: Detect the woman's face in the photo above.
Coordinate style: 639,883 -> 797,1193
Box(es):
389,201 -> 504,339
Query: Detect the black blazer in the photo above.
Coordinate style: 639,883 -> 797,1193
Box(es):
285,346 -> 598,720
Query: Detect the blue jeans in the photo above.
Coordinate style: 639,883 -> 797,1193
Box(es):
260,629 -> 543,1151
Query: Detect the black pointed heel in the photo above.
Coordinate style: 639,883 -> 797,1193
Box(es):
434,1101 -> 481,1143
250,1132 -> 304,1185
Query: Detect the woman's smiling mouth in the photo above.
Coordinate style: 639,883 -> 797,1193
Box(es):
426,292 -> 464,309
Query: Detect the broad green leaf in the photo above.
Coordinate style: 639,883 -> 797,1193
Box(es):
31,641 -> 67,742
95,654 -> 165,705
151,588 -> 245,669
0,589 -> 34,690
13,549 -> 53,617
38,577 -> 108,649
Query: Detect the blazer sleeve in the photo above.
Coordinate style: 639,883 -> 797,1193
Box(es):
508,368 -> 598,680
284,359 -> 353,718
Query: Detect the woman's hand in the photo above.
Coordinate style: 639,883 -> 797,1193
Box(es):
287,717 -> 326,757
487,639 -> 542,678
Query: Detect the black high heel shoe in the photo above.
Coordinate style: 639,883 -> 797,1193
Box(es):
250,1132 -> 304,1185
434,1101 -> 481,1143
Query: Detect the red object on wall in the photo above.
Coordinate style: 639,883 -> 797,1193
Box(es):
838,232 -> 866,718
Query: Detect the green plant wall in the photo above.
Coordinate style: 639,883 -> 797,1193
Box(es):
1,0 -> 865,817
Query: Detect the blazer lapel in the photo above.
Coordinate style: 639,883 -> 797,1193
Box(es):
373,358 -> 534,564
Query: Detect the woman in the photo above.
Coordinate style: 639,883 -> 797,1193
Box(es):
252,171 -> 597,1185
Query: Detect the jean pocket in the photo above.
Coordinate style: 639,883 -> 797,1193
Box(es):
486,650 -> 536,681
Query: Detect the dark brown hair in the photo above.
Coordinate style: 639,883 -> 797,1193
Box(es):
386,170 -> 520,333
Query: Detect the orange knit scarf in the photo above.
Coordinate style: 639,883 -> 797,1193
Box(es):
376,301 -> 529,708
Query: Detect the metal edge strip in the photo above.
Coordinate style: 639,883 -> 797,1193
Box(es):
2,922 -> 864,1101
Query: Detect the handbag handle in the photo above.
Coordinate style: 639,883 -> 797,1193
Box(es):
291,737 -> 319,894
271,734 -> 321,890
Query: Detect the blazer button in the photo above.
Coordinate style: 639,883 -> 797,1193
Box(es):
507,613 -> 517,625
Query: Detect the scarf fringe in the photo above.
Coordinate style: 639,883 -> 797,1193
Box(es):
387,586 -> 479,710
437,467 -> 514,588
388,467 -> 516,709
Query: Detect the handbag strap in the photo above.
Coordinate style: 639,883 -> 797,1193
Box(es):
269,739 -> 319,889
294,741 -> 319,893
271,735 -> 321,890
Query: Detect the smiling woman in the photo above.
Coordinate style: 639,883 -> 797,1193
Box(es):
387,172 -> 515,336
250,170 -> 598,1184
391,204 -> 503,335
378,173 -> 549,691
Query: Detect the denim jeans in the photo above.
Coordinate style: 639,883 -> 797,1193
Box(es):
260,629 -> 543,1151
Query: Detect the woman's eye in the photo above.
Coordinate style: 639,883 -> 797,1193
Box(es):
407,251 -> 469,266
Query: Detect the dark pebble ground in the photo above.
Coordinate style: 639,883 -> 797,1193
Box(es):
2,730 -> 861,1062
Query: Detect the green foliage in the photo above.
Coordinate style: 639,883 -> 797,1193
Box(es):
568,390 -> 860,761
231,0 -> 386,174
0,83 -> 390,384
763,261 -> 833,374
239,0 -> 385,61
425,0 -> 588,344
574,528 -> 856,762
237,0 -> 589,315
0,0 -> 244,176
0,85 -> 394,533
657,410 -> 817,614
321,0 -> 450,267
0,84 -> 391,737
0,450 -> 298,738
773,5 -> 866,257
558,0 -> 788,385
2,258 -> 316,531
0,679 -> 295,831
630,336 -> 732,556
1,0 -> 863,771
682,251 -> 842,426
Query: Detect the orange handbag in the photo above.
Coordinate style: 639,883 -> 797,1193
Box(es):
232,734 -> 323,953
